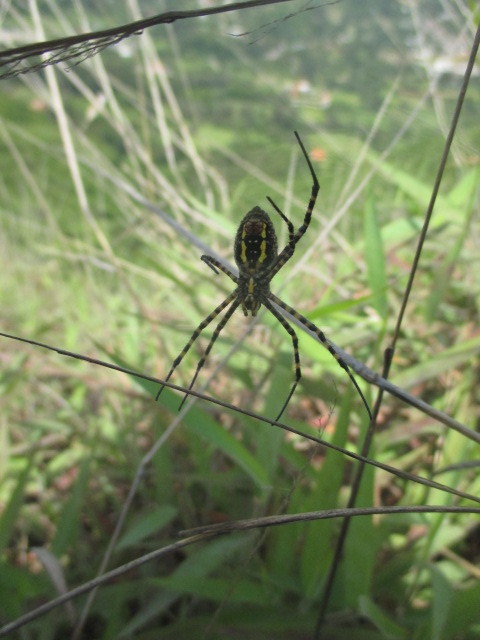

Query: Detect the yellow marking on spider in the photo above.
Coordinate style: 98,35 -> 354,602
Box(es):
248,278 -> 255,294
240,227 -> 247,264
258,224 -> 268,264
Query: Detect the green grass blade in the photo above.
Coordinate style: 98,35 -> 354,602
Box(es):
364,189 -> 388,319
0,458 -> 33,552
51,457 -> 90,557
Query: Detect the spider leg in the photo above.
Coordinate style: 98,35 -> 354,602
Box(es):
268,131 -> 320,279
155,290 -> 238,402
262,298 -> 301,421
178,299 -> 241,410
266,196 -> 295,243
202,255 -> 239,284
268,292 -> 372,420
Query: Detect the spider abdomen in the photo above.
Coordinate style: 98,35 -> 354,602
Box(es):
234,207 -> 278,274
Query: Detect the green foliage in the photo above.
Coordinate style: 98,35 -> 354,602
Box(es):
1,0 -> 480,638
0,459 -> 33,553
364,190 -> 388,320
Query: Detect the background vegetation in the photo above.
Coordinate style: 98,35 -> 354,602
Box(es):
1,0 -> 479,638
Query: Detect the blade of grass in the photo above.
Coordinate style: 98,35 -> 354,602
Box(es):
364,189 -> 388,320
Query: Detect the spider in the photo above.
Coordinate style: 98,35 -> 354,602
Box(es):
156,132 -> 371,421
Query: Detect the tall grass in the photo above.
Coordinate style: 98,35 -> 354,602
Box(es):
1,1 -> 479,638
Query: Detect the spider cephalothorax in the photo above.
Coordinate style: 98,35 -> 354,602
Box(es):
156,132 -> 371,421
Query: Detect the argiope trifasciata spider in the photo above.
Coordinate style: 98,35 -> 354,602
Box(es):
156,132 -> 371,421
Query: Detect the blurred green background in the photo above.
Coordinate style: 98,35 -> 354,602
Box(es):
1,1 -> 480,638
